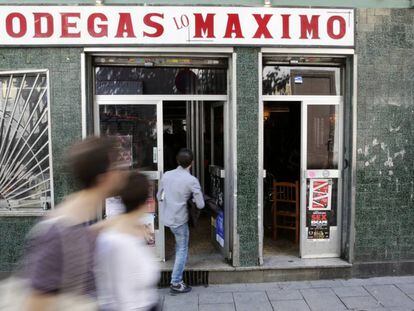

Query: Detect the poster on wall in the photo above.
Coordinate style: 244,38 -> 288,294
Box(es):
307,211 -> 330,240
216,210 -> 224,247
308,179 -> 332,211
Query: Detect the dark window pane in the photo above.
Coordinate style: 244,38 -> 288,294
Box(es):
99,105 -> 157,171
307,105 -> 339,169
95,67 -> 227,95
213,105 -> 224,167
263,66 -> 342,95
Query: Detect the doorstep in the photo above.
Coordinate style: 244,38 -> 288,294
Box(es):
160,254 -> 351,272
159,254 -> 352,284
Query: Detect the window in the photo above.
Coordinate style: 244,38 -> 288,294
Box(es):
262,56 -> 345,96
94,56 -> 228,95
0,71 -> 52,211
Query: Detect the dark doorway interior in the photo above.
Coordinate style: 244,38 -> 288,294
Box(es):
163,101 -> 225,267
263,101 -> 301,258
163,101 -> 187,172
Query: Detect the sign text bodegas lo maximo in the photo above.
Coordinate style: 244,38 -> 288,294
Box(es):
0,6 -> 354,46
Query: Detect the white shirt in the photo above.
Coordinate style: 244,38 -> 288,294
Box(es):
94,230 -> 160,311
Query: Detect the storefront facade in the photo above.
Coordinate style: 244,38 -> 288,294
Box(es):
0,1 -> 413,281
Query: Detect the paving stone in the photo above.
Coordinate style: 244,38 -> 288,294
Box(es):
267,289 -> 303,301
278,281 -> 312,290
199,303 -> 236,311
310,280 -> 343,288
393,276 -> 414,284
158,288 -> 171,296
364,276 -> 403,285
332,286 -> 370,298
199,292 -> 234,304
205,283 -> 247,292
395,283 -> 414,295
271,299 -> 311,311
340,279 -> 368,287
300,288 -> 347,311
365,285 -> 414,308
341,296 -> 383,310
245,282 -> 280,291
163,303 -> 198,311
233,291 -> 273,311
163,293 -> 199,311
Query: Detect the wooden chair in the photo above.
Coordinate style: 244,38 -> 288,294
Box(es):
272,181 -> 300,244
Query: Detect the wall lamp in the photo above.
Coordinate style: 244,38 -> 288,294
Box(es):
264,0 -> 271,7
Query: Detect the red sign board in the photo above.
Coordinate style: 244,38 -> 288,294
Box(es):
0,6 -> 354,46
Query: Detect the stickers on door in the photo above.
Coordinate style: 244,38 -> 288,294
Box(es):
308,179 -> 332,211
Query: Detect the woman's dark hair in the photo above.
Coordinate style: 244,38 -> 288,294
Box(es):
176,148 -> 193,168
66,136 -> 116,189
119,172 -> 150,213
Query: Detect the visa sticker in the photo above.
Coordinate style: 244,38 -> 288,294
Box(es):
294,76 -> 303,84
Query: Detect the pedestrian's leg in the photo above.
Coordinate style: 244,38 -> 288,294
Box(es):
170,223 -> 189,285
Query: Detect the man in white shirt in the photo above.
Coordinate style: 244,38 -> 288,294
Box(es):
157,148 -> 204,294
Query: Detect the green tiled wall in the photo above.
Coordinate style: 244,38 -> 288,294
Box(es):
0,48 -> 82,272
0,217 -> 38,272
0,48 -> 82,204
235,47 -> 260,266
354,9 -> 414,262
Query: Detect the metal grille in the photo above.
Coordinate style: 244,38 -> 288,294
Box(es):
0,71 -> 52,211
158,271 -> 209,288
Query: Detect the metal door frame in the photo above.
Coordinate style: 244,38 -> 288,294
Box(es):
94,97 -> 166,260
94,95 -> 231,261
258,49 -> 355,265
85,49 -> 236,264
210,101 -> 228,256
259,95 -> 343,260
300,96 -> 344,258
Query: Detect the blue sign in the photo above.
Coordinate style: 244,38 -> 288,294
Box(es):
216,210 -> 224,247
294,76 -> 303,84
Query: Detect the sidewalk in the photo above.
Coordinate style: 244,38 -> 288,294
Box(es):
158,275 -> 414,311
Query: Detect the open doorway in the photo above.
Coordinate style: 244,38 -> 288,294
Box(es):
163,101 -> 227,267
263,101 -> 301,258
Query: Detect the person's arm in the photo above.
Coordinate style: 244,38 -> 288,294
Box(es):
191,178 -> 205,209
24,292 -> 56,311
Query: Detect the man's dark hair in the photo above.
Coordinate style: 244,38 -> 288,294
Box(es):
66,136 -> 116,189
176,148 -> 193,168
119,172 -> 150,213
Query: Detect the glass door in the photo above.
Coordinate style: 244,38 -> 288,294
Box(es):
96,99 -> 165,261
300,98 -> 343,258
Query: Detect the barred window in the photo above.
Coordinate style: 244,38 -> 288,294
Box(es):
0,71 -> 52,212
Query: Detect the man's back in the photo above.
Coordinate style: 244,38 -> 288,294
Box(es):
158,166 -> 204,228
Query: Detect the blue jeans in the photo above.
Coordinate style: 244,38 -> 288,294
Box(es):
169,223 -> 189,284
